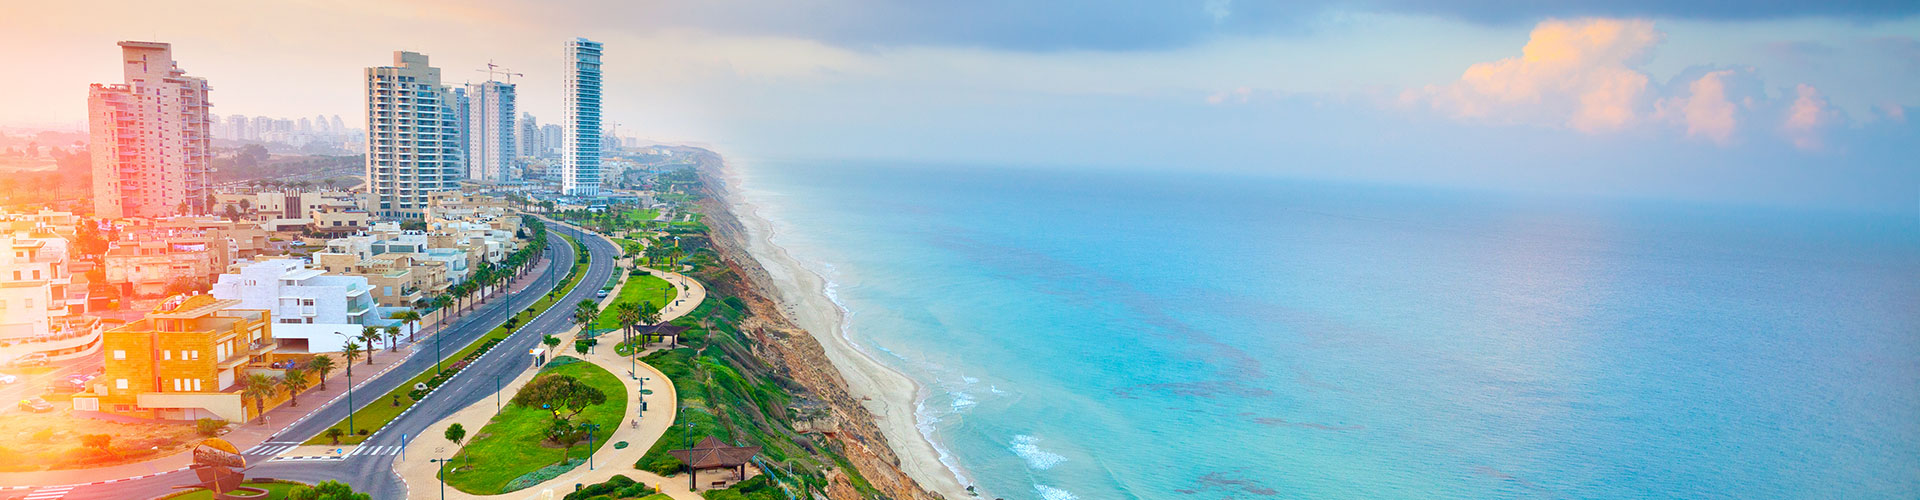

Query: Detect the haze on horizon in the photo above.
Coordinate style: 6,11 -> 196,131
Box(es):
1,0 -> 1916,213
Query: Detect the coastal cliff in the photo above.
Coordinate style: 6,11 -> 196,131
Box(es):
679,151 -> 947,500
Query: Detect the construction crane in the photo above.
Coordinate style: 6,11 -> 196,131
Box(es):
476,61 -> 524,83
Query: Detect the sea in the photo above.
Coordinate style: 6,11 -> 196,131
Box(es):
731,160 -> 1920,499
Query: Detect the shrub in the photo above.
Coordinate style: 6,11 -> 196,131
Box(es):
503,458 -> 583,493
196,418 -> 228,437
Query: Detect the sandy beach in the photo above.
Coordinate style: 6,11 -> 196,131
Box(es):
715,160 -> 973,499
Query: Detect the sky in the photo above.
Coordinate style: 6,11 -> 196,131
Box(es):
1,0 -> 1916,212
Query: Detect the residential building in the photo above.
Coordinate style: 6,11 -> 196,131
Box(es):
366,51 -> 462,219
88,41 -> 213,219
466,81 -> 517,182
73,295 -> 296,422
103,239 -> 222,298
0,234 -> 100,365
307,207 -> 371,236
562,38 -> 603,197
210,259 -> 376,353
518,112 -> 541,159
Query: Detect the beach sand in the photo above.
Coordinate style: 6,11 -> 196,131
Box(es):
716,160 -> 973,499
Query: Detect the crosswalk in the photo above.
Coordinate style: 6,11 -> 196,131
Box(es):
349,445 -> 403,456
22,485 -> 74,500
243,442 -> 302,456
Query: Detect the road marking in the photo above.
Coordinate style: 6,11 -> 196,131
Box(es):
23,485 -> 74,500
243,443 -> 298,456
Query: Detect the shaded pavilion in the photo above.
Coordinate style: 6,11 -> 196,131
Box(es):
669,436 -> 761,490
639,324 -> 691,346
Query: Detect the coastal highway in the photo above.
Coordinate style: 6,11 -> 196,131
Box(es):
40,220 -> 622,500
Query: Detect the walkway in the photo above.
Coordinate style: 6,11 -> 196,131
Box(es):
391,227 -> 710,500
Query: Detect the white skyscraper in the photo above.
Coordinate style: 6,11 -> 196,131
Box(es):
466,80 -> 516,182
365,51 -> 462,219
562,38 -> 603,197
88,41 -> 213,219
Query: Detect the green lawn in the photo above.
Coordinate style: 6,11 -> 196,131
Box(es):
159,480 -> 307,499
591,272 -> 677,332
624,208 -> 661,223
303,235 -> 591,446
443,356 -> 628,494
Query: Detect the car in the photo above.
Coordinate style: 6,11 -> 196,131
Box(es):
6,353 -> 47,368
18,397 -> 53,413
0,374 -> 16,384
596,289 -> 610,298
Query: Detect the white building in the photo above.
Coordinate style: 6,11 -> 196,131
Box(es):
366,51 -> 463,220
466,81 -> 517,182
210,259 -> 377,353
88,41 -> 212,219
562,38 -> 604,197
0,235 -> 99,364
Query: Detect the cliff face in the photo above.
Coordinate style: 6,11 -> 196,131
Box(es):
690,163 -> 943,500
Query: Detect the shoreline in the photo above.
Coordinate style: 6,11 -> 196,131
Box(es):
700,157 -> 974,499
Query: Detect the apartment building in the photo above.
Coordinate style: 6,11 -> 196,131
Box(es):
562,38 -> 603,197
0,234 -> 100,364
366,51 -> 462,219
467,80 -> 517,182
88,41 -> 212,219
73,295 -> 301,422
209,259 -> 378,353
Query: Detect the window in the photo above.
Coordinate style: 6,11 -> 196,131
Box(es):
116,379 -> 128,390
162,350 -> 171,360
112,350 -> 126,360
31,270 -> 39,280
23,299 -> 30,309
193,379 -> 202,391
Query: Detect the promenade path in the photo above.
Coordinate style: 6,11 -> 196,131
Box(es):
392,228 -> 709,500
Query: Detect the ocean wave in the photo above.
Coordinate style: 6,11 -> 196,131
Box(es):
1011,435 -> 1066,470
950,391 -> 976,411
1033,484 -> 1079,500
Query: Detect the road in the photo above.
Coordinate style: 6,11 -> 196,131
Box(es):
0,356 -> 101,412
39,219 -> 620,500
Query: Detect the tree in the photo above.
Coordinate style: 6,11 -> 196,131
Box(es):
543,335 -> 561,352
81,434 -> 113,456
241,373 -> 279,423
392,310 -> 422,342
325,427 -> 345,446
574,338 -> 594,356
572,299 -> 598,332
340,341 -> 362,369
546,419 -> 585,463
358,326 -> 381,364
444,423 -> 468,469
280,367 -> 310,407
307,355 -> 336,391
383,326 -> 402,351
510,373 -> 608,423
287,480 -> 371,500
615,301 -> 641,345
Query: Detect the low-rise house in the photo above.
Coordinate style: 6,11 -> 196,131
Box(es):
72,295 -> 314,423
209,259 -> 378,353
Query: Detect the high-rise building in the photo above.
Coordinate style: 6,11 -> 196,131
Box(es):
466,81 -> 516,182
452,87 -> 471,179
329,115 -> 346,133
365,51 -> 462,219
225,115 -> 248,141
87,41 -> 212,219
541,124 -> 562,157
250,116 -> 272,141
517,112 -> 540,158
562,38 -> 603,197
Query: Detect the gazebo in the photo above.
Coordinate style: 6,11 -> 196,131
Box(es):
668,436 -> 761,490
639,324 -> 691,347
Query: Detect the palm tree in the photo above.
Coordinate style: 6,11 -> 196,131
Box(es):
391,310 -> 422,342
572,299 -> 598,333
307,356 -> 336,391
383,326 -> 402,352
358,326 -> 381,364
615,302 -> 641,347
279,367 -> 310,407
341,341 -> 362,369
241,373 -> 279,423
431,295 -> 454,331
639,301 -> 662,345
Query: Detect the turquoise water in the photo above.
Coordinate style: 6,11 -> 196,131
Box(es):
734,161 -> 1920,499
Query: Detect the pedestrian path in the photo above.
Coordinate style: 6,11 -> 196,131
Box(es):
349,445 -> 404,457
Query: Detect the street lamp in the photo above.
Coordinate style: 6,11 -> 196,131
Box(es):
332,332 -> 356,437
428,458 -> 453,500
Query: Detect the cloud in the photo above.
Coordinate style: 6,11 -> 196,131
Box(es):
1655,69 -> 1743,144
1781,84 -> 1841,150
1417,18 -> 1661,133
1365,0 -> 1920,26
